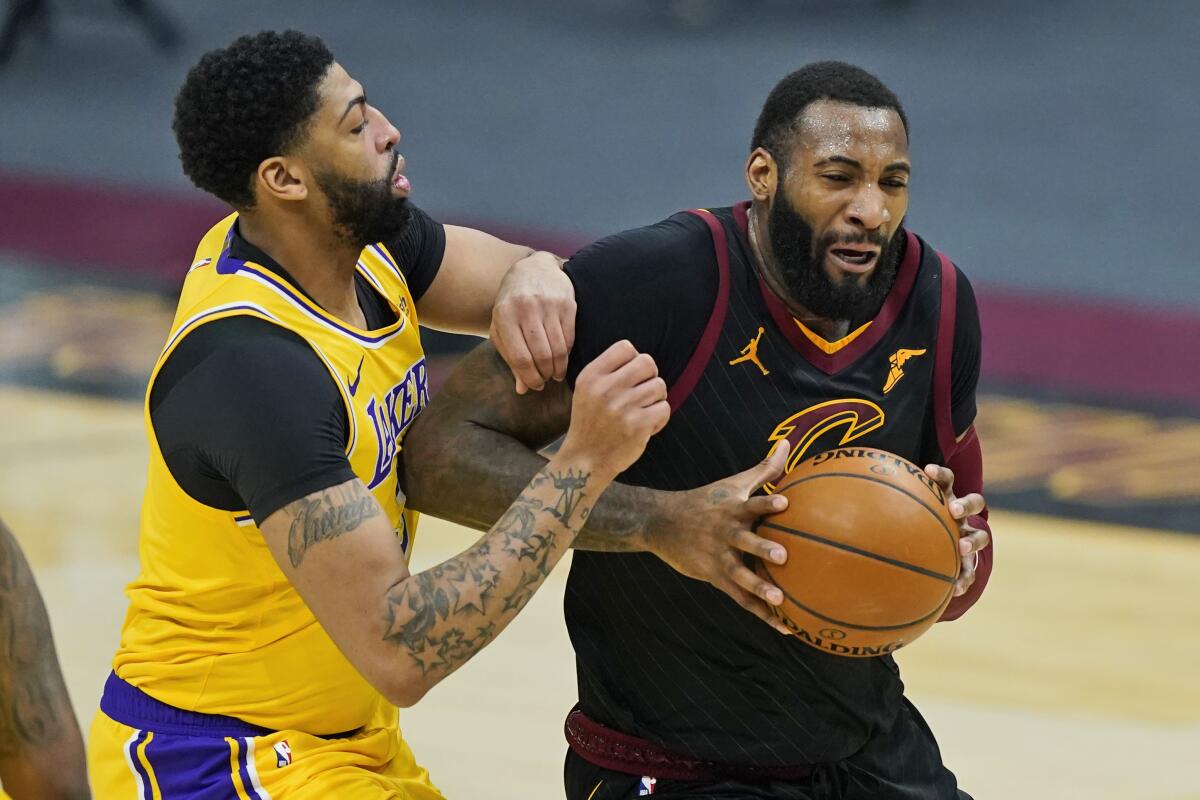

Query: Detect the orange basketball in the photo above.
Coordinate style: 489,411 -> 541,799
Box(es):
755,446 -> 960,657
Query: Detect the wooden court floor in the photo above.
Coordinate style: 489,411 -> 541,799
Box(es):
2,384 -> 1198,799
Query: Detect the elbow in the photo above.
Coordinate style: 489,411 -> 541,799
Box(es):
379,672 -> 432,709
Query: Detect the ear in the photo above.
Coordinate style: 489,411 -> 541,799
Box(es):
745,147 -> 778,203
254,156 -> 308,203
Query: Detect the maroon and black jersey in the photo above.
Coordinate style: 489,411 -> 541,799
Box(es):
563,202 -> 987,768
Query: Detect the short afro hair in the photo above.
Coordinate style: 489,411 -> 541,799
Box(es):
751,61 -> 907,168
173,30 -> 335,208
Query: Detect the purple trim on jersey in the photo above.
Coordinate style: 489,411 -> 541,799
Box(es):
141,732 -> 244,799
163,304 -> 268,353
370,242 -> 405,281
732,202 -> 922,376
667,210 -> 732,411
213,252 -> 403,345
237,739 -> 268,800
933,251 -> 959,460
126,729 -> 154,800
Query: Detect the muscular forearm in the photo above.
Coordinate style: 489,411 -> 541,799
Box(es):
403,344 -> 669,553
386,453 -> 606,704
0,521 -> 89,799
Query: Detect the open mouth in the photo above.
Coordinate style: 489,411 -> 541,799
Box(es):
392,154 -> 410,192
829,247 -> 879,273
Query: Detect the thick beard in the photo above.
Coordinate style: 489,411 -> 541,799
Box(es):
766,191 -> 904,322
315,155 -> 411,248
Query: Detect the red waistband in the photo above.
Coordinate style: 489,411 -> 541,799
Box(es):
564,708 -> 816,783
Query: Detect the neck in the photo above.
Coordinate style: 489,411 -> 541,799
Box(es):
746,202 -> 851,342
238,211 -> 365,326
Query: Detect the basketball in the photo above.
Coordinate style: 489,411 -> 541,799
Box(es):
755,447 -> 960,657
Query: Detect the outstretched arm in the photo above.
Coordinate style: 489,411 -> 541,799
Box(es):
0,519 -> 89,800
260,342 -> 669,707
402,341 -> 794,634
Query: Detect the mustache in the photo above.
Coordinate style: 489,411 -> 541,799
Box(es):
818,230 -> 889,248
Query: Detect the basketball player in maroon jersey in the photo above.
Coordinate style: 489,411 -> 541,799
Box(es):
404,62 -> 990,799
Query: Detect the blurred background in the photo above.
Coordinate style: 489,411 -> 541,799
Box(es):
0,1 -> 1197,797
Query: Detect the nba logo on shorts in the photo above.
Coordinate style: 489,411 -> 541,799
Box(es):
273,740 -> 293,768
637,776 -> 656,795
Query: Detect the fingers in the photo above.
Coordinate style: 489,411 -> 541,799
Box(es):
606,350 -> 659,391
544,314 -> 570,383
559,300 -> 577,363
743,493 -> 788,520
628,376 -> 668,409
731,528 -> 787,566
949,492 -> 986,520
492,316 -> 545,393
522,323 -> 556,390
720,582 -> 792,636
736,440 -> 792,490
923,463 -> 955,494
953,528 -> 988,596
579,339 -> 638,378
958,527 -> 990,557
954,550 -> 980,596
645,399 -> 671,436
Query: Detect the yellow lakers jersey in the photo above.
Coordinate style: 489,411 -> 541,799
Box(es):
113,214 -> 428,734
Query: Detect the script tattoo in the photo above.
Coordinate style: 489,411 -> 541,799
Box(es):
285,482 -> 381,567
0,523 -> 73,756
381,466 -> 593,679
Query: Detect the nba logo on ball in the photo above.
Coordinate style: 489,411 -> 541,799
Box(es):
273,740 -> 293,768
638,776 -> 657,795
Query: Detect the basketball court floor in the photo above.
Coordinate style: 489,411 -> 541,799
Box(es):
1,262 -> 1198,798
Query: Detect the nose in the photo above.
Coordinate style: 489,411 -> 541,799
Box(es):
845,183 -> 890,231
375,108 -> 400,152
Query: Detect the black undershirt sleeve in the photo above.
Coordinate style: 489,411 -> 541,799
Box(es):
565,212 -> 718,388
382,205 -> 447,303
950,266 -> 982,436
149,316 -> 355,525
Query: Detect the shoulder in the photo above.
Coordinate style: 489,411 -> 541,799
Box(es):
565,211 -> 718,311
153,316 -> 332,410
567,211 -> 711,277
182,315 -> 320,369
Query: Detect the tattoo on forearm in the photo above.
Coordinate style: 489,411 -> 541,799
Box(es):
285,482 -> 381,567
548,468 -> 590,527
381,467 -> 593,679
0,523 -> 76,756
402,343 -> 653,555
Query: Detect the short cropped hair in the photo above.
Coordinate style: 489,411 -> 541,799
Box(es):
173,30 -> 334,208
751,61 -> 908,167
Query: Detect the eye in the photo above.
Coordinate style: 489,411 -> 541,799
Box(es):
351,119 -> 368,135
822,173 -> 851,183
882,178 -> 908,188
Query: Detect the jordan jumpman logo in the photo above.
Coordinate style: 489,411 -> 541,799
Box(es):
729,326 -> 770,376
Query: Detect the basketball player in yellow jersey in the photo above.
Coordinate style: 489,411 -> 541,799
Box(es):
87,30 -> 673,798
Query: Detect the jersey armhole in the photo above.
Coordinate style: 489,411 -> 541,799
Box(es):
665,210 -> 732,411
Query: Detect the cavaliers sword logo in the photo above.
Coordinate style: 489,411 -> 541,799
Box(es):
883,347 -> 927,394
729,326 -> 770,376
764,398 -> 886,488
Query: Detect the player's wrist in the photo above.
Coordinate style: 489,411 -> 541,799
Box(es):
548,442 -> 619,488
